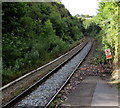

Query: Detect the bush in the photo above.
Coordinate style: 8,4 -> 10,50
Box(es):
2,2 -> 85,85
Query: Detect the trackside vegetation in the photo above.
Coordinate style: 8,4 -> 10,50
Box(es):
2,2 -> 85,85
2,2 -> 119,85
84,2 -> 119,81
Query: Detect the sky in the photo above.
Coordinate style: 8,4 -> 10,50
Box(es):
61,0 -> 99,16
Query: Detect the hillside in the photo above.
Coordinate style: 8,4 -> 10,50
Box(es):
2,2 -> 85,84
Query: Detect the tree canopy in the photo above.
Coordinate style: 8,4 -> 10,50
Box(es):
2,2 -> 85,84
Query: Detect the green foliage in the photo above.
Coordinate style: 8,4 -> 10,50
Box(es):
2,2 -> 85,84
84,2 -> 119,67
95,2 -> 119,66
83,19 -> 101,37
93,48 -> 107,65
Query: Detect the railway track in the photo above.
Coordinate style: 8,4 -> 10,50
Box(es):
2,37 -> 93,108
1,37 -> 87,105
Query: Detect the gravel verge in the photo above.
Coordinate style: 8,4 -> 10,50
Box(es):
49,38 -> 112,107
2,38 -> 87,105
16,42 -> 92,106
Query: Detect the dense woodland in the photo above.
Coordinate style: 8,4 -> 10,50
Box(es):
2,2 -> 119,85
2,2 -> 85,84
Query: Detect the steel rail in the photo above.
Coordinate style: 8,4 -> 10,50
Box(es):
45,39 -> 93,108
2,38 -> 87,106
1,38 -> 86,91
2,39 -> 89,108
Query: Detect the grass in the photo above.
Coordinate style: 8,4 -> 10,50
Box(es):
49,94 -> 63,108
12,87 -> 26,97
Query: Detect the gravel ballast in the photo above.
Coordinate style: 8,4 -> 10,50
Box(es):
2,38 -> 87,106
17,42 -> 92,107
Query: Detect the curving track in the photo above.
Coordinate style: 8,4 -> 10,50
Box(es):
2,37 -> 93,108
